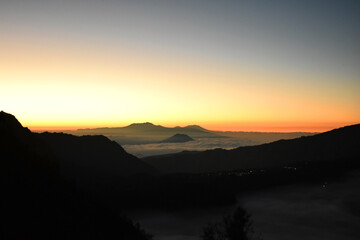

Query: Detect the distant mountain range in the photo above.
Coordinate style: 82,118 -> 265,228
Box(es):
66,122 -> 223,145
144,124 -> 360,174
65,122 -> 315,145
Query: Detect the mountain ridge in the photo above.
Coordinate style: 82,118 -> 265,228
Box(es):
68,122 -> 223,145
37,131 -> 156,190
75,122 -> 316,134
0,111 -> 156,188
67,122 -> 315,146
144,124 -> 360,174
1,112 -> 153,239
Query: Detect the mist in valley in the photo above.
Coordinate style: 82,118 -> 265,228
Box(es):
123,137 -> 256,157
129,170 -> 360,240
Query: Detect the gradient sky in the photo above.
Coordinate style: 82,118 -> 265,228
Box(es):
1,0 -> 359,132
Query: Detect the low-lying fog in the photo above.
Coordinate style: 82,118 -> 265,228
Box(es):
122,137 -> 257,157
129,171 -> 360,240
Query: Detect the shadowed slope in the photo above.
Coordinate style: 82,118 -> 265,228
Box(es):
38,132 -> 155,180
144,124 -> 360,173
0,111 -> 58,183
1,111 -> 152,239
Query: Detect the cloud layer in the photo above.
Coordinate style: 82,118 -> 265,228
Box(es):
122,137 -> 258,157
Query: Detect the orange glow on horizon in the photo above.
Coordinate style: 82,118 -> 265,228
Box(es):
26,121 -> 359,133
200,122 -> 358,133
1,33 -> 359,132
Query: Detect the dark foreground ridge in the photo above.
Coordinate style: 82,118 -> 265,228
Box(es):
144,124 -> 360,173
2,110 -> 360,239
1,111 -> 152,239
38,131 -> 156,191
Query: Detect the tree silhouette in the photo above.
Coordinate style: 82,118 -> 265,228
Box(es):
201,207 -> 257,240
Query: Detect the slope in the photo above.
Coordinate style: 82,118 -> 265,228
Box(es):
0,111 -> 152,239
144,124 -> 360,173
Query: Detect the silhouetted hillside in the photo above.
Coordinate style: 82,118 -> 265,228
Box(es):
0,110 -> 30,137
144,124 -> 360,173
38,132 -> 156,190
161,134 -> 194,143
0,111 -> 152,239
0,111 -> 59,184
215,130 -> 315,144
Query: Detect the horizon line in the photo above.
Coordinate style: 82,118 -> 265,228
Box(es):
27,122 -> 359,133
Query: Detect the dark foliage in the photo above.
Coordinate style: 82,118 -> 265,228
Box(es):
201,207 -> 256,240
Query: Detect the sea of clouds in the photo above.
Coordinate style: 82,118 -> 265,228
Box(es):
122,137 -> 258,157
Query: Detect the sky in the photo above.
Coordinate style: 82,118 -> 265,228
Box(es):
1,0 -> 359,132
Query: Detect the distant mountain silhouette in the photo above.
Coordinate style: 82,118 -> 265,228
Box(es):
69,122 -> 223,145
182,125 -> 208,131
124,122 -> 165,131
161,134 -> 194,143
66,123 -> 314,146
144,124 -> 360,174
1,111 -> 152,239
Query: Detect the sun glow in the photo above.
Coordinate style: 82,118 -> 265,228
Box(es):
1,17 -> 359,132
